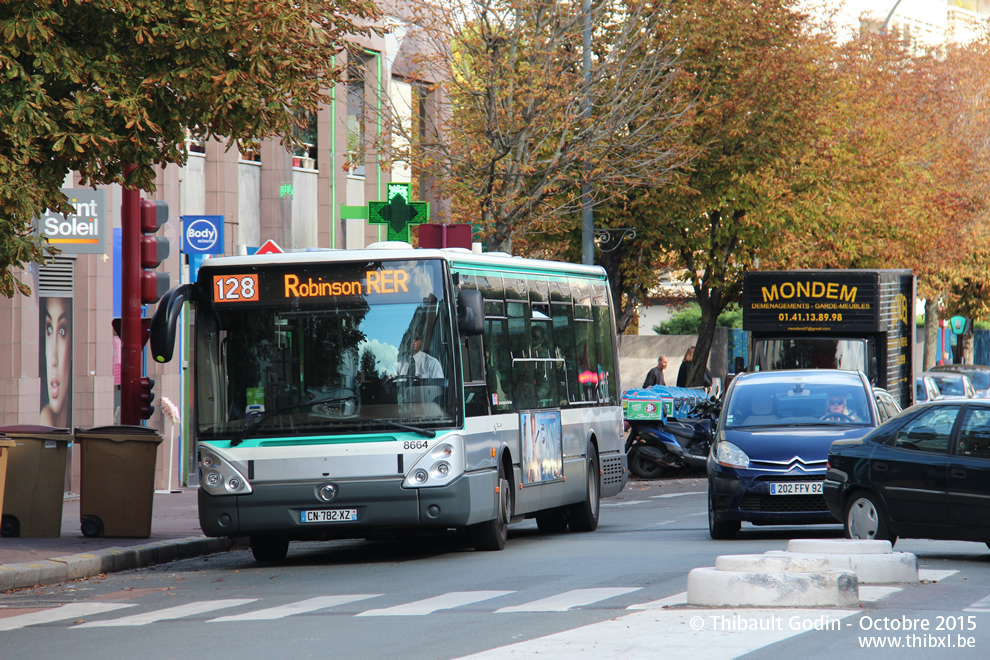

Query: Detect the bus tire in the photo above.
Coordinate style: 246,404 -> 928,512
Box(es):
568,444 -> 600,532
251,535 -> 290,562
471,461 -> 512,551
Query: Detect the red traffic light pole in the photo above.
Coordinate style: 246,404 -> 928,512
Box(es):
120,169 -> 170,424
120,177 -> 143,425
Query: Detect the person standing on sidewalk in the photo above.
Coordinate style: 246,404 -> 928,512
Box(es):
642,355 -> 668,388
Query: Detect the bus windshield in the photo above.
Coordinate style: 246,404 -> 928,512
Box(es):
195,259 -> 457,439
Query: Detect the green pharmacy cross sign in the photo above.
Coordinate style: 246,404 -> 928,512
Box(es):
366,183 -> 429,242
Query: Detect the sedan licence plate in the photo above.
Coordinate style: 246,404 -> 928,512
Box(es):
769,482 -> 823,495
300,509 -> 358,523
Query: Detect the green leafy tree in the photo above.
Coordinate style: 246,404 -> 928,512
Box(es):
0,0 -> 381,297
644,0 -> 831,386
653,303 -> 742,335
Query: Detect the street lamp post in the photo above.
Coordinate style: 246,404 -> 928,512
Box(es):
581,0 -> 594,266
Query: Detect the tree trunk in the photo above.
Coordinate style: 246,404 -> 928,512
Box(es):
690,293 -> 720,389
924,299 -> 939,371
961,332 -> 974,365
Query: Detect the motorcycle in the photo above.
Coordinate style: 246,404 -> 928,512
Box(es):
625,393 -> 721,479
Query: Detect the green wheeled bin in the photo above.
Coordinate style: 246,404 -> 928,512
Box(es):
0,425 -> 73,537
75,425 -> 163,538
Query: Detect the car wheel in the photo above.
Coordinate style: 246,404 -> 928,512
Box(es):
844,491 -> 896,544
708,490 -> 739,540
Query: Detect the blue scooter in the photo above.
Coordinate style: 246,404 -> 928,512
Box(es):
625,394 -> 720,479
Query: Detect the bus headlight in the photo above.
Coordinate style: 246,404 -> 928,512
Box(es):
199,450 -> 253,496
403,436 -> 465,488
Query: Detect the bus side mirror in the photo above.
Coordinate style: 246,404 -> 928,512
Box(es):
457,289 -> 484,336
150,283 -> 198,363
868,356 -> 878,385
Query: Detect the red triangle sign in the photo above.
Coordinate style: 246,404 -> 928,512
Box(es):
255,239 -> 284,255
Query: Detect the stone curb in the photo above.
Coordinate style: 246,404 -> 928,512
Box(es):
765,550 -> 919,585
687,566 -> 859,608
0,536 -> 236,593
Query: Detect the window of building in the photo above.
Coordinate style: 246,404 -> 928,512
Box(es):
346,57 -> 368,177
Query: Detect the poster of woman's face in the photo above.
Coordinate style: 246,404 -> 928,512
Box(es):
39,296 -> 73,428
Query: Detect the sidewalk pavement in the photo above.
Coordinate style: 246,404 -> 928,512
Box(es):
0,489 -> 240,592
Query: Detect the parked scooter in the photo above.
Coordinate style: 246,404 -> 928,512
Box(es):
625,393 -> 720,479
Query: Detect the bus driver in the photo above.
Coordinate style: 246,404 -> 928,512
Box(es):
398,335 -> 443,379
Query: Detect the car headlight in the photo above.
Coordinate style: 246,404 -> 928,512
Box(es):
715,441 -> 750,468
199,450 -> 253,496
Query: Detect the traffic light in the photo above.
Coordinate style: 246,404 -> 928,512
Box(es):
139,199 -> 170,304
138,376 -> 156,420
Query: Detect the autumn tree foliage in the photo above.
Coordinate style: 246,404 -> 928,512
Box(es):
0,0 -> 381,297
379,0 -> 694,254
632,0 -> 832,386
764,33 -> 990,368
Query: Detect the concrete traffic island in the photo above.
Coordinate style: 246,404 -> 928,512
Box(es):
687,553 -> 859,608
765,538 -> 919,585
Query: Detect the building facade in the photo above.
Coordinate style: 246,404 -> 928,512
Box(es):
0,14 -> 442,493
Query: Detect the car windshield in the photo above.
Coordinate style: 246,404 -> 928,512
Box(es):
724,377 -> 871,429
928,374 -> 967,396
962,371 -> 990,391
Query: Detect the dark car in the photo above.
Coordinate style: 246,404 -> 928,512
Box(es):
929,364 -> 990,398
707,369 -> 881,539
873,388 -> 902,422
922,370 -> 976,400
825,398 -> 990,546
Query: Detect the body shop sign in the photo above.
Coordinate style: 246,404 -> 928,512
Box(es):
36,189 -> 107,254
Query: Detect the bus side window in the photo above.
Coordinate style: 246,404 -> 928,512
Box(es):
552,301 -> 577,406
593,287 -> 617,404
486,315 -> 513,413
461,334 -> 489,417
570,277 -> 597,402
507,300 -> 536,411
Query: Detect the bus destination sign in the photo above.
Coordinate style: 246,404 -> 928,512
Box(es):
210,266 -> 416,304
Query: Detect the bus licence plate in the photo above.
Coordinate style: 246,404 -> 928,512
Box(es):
769,482 -> 823,495
300,509 -> 358,523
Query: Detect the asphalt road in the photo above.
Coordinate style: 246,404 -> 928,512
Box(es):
1,475 -> 989,659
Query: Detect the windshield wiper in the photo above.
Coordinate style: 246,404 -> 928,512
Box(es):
229,395 -> 359,447
367,419 -> 436,438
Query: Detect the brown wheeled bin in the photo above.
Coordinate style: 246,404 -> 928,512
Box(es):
75,425 -> 163,538
0,425 -> 73,537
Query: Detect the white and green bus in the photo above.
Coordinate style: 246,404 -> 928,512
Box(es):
151,243 -> 626,560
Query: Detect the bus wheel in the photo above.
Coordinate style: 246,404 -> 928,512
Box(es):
471,461 -> 512,551
536,508 -> 569,534
568,444 -> 600,532
250,535 -> 290,562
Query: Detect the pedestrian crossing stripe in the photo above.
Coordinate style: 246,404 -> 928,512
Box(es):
73,599 -> 258,628
495,588 -> 641,613
0,603 -> 134,632
211,595 -> 382,622
356,591 -> 514,617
